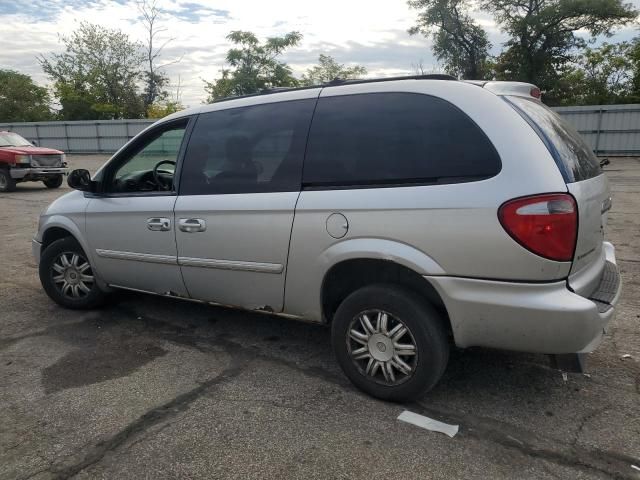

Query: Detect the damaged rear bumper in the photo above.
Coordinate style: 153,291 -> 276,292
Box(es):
425,242 -> 621,355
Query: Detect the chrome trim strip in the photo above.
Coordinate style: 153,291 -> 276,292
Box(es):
178,256 -> 283,274
95,249 -> 177,265
94,249 -> 282,273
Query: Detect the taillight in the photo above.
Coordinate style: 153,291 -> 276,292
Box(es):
498,194 -> 577,262
530,87 -> 542,99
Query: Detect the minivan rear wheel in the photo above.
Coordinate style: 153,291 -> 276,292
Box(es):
39,237 -> 107,309
331,284 -> 449,402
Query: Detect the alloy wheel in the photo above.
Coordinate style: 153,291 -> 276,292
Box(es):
346,309 -> 418,385
51,252 -> 95,299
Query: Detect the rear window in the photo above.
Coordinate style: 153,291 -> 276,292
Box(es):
507,96 -> 601,183
303,92 -> 501,188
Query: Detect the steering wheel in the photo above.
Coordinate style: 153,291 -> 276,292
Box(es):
152,160 -> 176,190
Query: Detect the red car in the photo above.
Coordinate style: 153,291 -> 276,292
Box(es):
0,131 -> 68,192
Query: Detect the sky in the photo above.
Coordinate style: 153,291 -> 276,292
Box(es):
1,0 -> 639,108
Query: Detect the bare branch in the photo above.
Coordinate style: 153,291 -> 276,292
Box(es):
157,54 -> 184,69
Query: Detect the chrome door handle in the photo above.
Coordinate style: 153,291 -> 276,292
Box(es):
147,217 -> 171,231
179,218 -> 207,233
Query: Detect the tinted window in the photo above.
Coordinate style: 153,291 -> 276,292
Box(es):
180,99 -> 315,195
507,96 -> 601,182
303,93 -> 500,187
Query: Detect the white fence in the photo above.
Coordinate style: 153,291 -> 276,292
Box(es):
553,104 -> 640,156
0,119 -> 154,154
2,104 -> 640,155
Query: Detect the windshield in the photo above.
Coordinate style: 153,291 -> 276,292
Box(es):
0,132 -> 32,148
506,96 -> 601,183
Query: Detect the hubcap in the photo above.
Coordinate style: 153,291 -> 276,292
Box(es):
0,174 -> 7,189
347,310 -> 418,386
51,252 -> 94,299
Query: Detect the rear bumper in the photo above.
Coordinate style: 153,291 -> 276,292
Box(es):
10,167 -> 68,180
426,242 -> 621,354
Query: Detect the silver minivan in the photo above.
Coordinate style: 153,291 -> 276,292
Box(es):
33,76 -> 621,401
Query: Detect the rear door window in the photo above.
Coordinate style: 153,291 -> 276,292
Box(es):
506,96 -> 601,182
303,92 -> 501,187
180,99 -> 316,195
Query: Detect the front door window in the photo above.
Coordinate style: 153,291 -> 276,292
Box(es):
108,124 -> 187,193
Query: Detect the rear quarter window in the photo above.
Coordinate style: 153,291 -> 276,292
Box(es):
506,96 -> 602,183
303,92 -> 501,188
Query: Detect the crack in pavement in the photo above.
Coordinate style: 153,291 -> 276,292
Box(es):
19,467 -> 50,480
26,347 -> 253,480
408,402 -> 640,480
571,404 -> 612,447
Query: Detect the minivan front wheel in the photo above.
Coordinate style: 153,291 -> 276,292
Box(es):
332,284 -> 449,402
39,237 -> 107,309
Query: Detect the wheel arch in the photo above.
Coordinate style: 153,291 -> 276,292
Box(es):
41,226 -> 75,251
320,258 -> 451,335
39,216 -> 92,263
39,217 -> 109,291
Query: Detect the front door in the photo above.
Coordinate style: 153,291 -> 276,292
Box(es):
85,119 -> 191,296
174,97 -> 317,310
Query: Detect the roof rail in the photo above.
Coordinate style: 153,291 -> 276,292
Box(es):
323,74 -> 456,86
212,84 -> 321,103
212,74 -> 456,103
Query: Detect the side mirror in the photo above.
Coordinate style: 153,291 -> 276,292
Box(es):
67,169 -> 95,192
31,140 -> 38,147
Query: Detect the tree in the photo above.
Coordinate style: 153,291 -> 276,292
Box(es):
408,0 -> 492,79
556,41 -> 640,105
0,70 -> 52,122
628,38 -> 640,97
146,100 -> 184,118
300,54 -> 367,85
485,0 -> 638,103
39,22 -> 145,120
137,0 -> 179,112
412,59 -> 430,75
204,31 -> 302,102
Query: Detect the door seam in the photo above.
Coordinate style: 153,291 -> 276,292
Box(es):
172,195 -> 193,298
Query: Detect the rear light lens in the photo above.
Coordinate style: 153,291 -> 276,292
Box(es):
498,194 -> 577,262
530,87 -> 542,99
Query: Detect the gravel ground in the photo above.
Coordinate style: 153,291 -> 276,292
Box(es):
0,155 -> 639,480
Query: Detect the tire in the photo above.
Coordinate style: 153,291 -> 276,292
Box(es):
0,168 -> 16,192
331,284 -> 449,402
43,175 -> 64,189
39,237 -> 107,309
